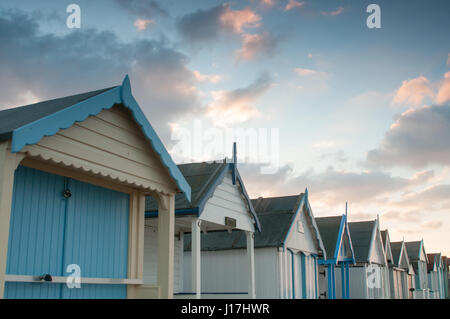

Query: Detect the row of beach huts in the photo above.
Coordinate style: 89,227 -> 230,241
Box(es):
0,77 -> 448,299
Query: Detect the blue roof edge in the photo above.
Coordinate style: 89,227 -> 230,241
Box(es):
11,75 -> 191,202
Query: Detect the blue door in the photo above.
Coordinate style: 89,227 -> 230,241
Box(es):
5,166 -> 129,299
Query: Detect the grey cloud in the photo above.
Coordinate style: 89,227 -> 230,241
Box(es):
366,104 -> 450,169
176,4 -> 226,43
115,0 -> 169,19
0,9 -> 200,143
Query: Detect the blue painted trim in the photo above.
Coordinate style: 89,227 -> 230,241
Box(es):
145,207 -> 199,218
196,164 -> 229,215
341,262 -> 345,299
232,142 -> 237,185
290,250 -> 295,299
301,253 -> 306,298
10,75 -> 191,202
59,177 -> 70,298
333,215 -> 346,260
327,264 -> 333,299
145,163 -> 261,232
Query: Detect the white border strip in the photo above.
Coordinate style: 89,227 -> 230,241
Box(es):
5,275 -> 142,285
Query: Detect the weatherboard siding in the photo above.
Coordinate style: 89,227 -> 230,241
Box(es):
200,172 -> 254,232
20,106 -> 176,195
284,205 -> 319,255
183,247 -> 278,298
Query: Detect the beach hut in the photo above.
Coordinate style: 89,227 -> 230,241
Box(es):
427,253 -> 446,299
442,256 -> 449,299
180,190 -> 325,299
389,241 -> 413,299
380,230 -> 394,299
347,218 -> 390,299
315,214 -> 355,299
405,240 -> 429,299
0,76 -> 190,299
144,146 -> 261,299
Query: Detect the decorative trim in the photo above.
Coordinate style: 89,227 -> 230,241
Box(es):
10,75 -> 191,201
22,145 -> 174,196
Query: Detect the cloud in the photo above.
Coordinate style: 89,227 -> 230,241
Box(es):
192,70 -> 222,84
207,73 -> 272,126
447,53 -> 450,66
382,210 -> 422,223
235,32 -> 279,61
321,7 -> 345,16
392,184 -> 450,210
284,0 -> 305,11
177,4 -> 260,43
436,71 -> 450,104
288,167 -> 424,205
366,104 -> 450,168
115,0 -> 169,19
294,67 -> 328,78
133,18 -> 154,30
421,220 -> 443,230
392,76 -> 435,106
0,9 -> 201,143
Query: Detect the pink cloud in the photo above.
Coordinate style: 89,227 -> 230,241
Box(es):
220,6 -> 261,33
192,70 -> 222,84
284,0 -> 305,11
392,76 -> 435,106
294,67 -> 328,77
235,32 -> 277,61
260,0 -> 276,7
436,71 -> 450,104
206,74 -> 271,126
133,18 -> 154,31
321,6 -> 345,16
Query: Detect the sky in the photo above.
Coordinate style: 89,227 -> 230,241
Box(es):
0,0 -> 449,256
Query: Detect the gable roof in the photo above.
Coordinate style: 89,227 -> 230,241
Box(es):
316,216 -> 342,259
405,240 -> 428,262
381,230 -> 393,263
0,76 -> 191,201
315,215 -> 354,264
145,161 -> 260,231
183,191 -> 324,254
0,87 -> 115,141
348,220 -> 377,263
427,253 -> 442,272
390,242 -> 403,266
390,241 -> 409,269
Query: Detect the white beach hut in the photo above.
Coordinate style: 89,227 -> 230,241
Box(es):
181,190 -> 326,299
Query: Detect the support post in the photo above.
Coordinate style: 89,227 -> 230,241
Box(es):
345,262 -> 350,299
127,191 -> 145,298
327,264 -> 333,299
191,218 -> 201,299
246,231 -> 256,299
341,262 -> 345,299
157,194 -> 175,299
0,142 -> 24,299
